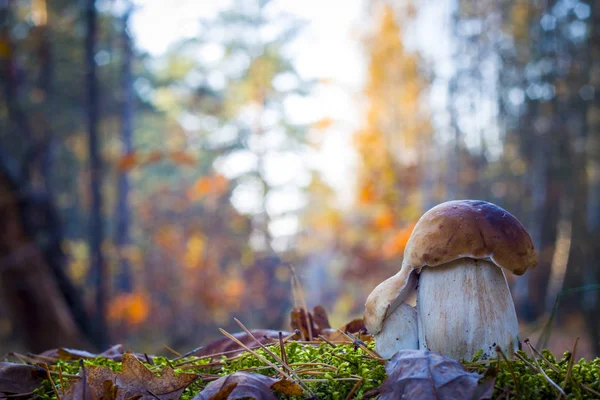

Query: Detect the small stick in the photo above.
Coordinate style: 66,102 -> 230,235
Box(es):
233,318 -> 316,397
58,365 -> 65,397
79,360 -> 87,400
580,383 -> 600,397
345,377 -> 364,400
173,345 -> 204,362
41,363 -> 61,400
279,332 -> 288,366
338,330 -> 383,360
524,340 -> 565,396
513,352 -> 538,372
144,353 -> 154,365
290,265 -> 313,340
524,339 -> 560,373
163,345 -> 181,357
317,335 -> 337,348
218,328 -> 295,382
495,346 -> 518,394
561,337 -> 579,391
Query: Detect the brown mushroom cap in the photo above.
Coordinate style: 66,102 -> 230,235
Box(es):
364,199 -> 537,335
403,199 -> 537,275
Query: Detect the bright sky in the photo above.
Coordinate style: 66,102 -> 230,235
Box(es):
130,0 -> 366,207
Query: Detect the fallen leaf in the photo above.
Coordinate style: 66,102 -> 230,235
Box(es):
0,362 -> 46,394
43,344 -> 141,362
290,307 -> 315,340
65,353 -> 197,400
312,305 -> 331,331
197,330 -> 289,359
193,372 -> 295,400
271,379 -> 303,396
379,350 -> 495,400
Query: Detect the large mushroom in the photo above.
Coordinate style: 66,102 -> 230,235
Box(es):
364,200 -> 537,361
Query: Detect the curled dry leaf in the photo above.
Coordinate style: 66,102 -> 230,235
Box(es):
193,371 -> 302,400
40,344 -> 142,362
197,330 -> 289,359
379,350 -> 495,400
0,362 -> 46,394
64,353 -> 197,400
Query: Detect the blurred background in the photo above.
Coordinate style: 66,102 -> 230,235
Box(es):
0,0 -> 598,358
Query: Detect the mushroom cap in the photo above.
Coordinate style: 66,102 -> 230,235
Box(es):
364,199 -> 536,335
403,199 -> 537,275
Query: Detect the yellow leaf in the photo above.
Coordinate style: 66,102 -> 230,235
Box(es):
312,117 -> 334,130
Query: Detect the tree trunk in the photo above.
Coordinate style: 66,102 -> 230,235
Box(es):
85,0 -> 108,349
115,5 -> 134,293
0,163 -> 87,352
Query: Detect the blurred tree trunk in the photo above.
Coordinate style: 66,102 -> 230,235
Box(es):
0,1 -> 93,350
85,0 -> 108,349
582,0 -> 600,355
0,161 -> 87,352
115,5 -> 134,293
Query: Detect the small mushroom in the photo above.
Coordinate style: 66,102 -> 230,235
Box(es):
409,200 -> 537,360
364,266 -> 419,358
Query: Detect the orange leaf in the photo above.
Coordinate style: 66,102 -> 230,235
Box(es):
169,151 -> 196,166
144,150 -> 163,165
117,152 -> 139,171
382,222 -> 416,258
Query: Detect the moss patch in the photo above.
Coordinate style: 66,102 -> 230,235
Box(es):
29,343 -> 600,399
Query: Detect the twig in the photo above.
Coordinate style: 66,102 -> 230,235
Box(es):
561,337 -> 579,393
317,335 -> 337,348
232,318 -> 316,397
279,331 -> 288,366
58,365 -> 65,398
338,330 -> 383,361
290,265 -> 313,340
41,363 -> 60,400
513,352 -> 538,372
173,345 -> 203,362
580,383 -> 600,397
495,345 -> 518,394
524,339 -> 560,373
344,377 -> 364,400
163,345 -> 181,357
218,328 -> 296,383
524,340 -> 565,397
144,353 -> 154,365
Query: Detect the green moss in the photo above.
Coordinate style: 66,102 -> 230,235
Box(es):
31,344 -> 600,399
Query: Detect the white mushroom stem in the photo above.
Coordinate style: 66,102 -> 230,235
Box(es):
374,303 -> 419,358
417,258 -> 520,361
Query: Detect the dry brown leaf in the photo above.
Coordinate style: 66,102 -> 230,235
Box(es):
379,350 -> 495,400
270,379 -> 303,396
0,362 -> 46,394
65,353 -> 196,400
193,372 -> 286,400
312,305 -> 331,331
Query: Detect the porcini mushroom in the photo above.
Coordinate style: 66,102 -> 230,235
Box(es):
411,200 -> 536,360
364,263 -> 419,358
364,200 -> 537,361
